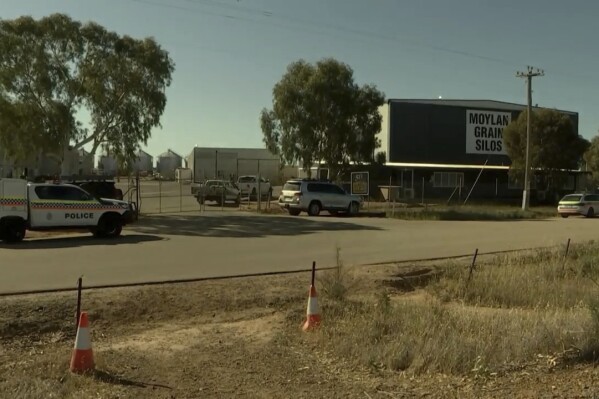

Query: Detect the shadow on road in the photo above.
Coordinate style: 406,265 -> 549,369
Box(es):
0,234 -> 164,250
130,214 -> 383,238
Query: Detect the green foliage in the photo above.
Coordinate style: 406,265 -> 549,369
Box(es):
583,135 -> 599,186
0,14 -> 174,167
503,109 -> 589,185
260,58 -> 385,178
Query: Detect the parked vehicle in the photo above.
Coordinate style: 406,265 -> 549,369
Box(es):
66,178 -> 124,201
278,179 -> 362,216
557,193 -> 599,218
192,180 -> 241,205
237,175 -> 272,200
0,178 -> 136,243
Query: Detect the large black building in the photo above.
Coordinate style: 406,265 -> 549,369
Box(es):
376,99 -> 584,203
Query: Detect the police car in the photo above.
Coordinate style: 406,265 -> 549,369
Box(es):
0,178 -> 136,243
557,193 -> 599,218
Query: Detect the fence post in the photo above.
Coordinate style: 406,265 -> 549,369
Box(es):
136,173 -> 141,217
387,175 -> 392,212
75,277 -> 82,334
467,248 -> 479,284
562,238 -> 571,274
179,178 -> 183,212
257,162 -> 261,213
158,179 -> 162,214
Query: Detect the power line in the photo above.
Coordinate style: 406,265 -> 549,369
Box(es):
183,0 -> 513,65
128,0 -> 354,47
127,0 -> 594,84
127,0 -> 517,67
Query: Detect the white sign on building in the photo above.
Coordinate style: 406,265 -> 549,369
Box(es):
466,110 -> 511,155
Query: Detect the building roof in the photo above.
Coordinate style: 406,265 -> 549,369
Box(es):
137,149 -> 153,158
387,99 -> 578,116
385,162 -> 509,170
159,149 -> 183,159
190,147 -> 278,159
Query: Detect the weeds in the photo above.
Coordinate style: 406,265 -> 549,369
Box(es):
319,247 -> 357,301
387,205 -> 556,221
320,242 -> 599,376
427,243 -> 599,309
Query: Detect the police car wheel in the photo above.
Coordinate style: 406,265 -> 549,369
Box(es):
96,215 -> 123,238
2,220 -> 25,243
108,224 -> 123,237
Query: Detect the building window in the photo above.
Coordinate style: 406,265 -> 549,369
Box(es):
507,174 -> 522,190
433,172 -> 464,188
508,173 -> 538,190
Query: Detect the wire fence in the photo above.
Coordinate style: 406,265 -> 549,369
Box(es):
116,178 -> 279,215
114,174 -> 531,216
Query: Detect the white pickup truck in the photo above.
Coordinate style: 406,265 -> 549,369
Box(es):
0,178 -> 136,243
237,175 -> 272,200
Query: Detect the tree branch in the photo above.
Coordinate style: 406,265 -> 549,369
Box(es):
93,90 -> 127,138
72,91 -> 126,151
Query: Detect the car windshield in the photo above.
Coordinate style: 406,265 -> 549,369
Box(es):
561,195 -> 583,202
283,182 -> 301,191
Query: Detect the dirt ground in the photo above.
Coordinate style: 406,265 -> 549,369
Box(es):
1,261 -> 599,399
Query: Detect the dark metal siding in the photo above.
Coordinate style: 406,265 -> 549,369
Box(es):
388,102 -> 579,167
388,102 -> 514,166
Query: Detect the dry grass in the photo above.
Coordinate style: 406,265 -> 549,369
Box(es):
318,247 -> 358,301
387,205 -> 557,221
4,244 -> 599,397
431,242 -> 599,309
317,242 -> 599,376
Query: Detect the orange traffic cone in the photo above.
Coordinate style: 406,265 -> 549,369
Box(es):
302,285 -> 321,332
70,312 -> 94,373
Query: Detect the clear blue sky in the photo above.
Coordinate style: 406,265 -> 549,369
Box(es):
4,0 -> 599,158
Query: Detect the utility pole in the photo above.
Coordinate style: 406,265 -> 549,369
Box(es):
516,66 -> 544,211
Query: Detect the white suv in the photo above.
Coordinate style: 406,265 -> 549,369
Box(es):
278,179 -> 362,216
557,193 -> 599,218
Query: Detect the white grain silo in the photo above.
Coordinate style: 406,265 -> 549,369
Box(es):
157,149 -> 182,180
99,154 -> 118,176
133,150 -> 154,175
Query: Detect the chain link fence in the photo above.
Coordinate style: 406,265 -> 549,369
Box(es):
116,176 -> 281,215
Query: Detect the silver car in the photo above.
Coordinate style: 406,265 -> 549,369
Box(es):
278,179 -> 362,216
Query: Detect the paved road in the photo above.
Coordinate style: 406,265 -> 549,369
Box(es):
0,212 -> 593,294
